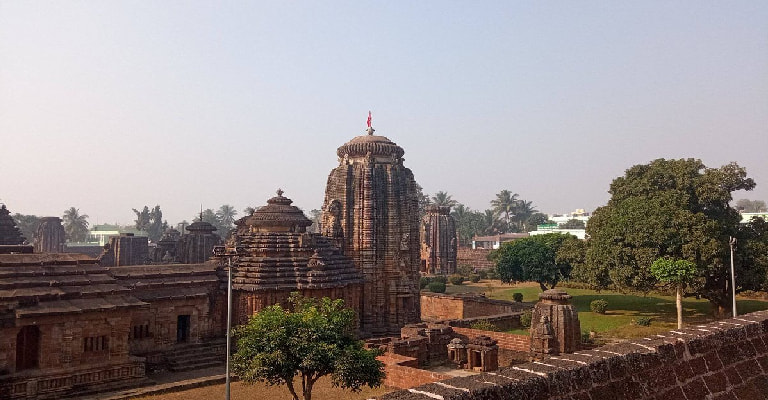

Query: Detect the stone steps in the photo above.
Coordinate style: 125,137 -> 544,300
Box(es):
165,340 -> 227,372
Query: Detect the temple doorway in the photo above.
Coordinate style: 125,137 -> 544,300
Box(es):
16,325 -> 40,371
176,315 -> 191,343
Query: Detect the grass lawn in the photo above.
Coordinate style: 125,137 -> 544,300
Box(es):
444,280 -> 768,340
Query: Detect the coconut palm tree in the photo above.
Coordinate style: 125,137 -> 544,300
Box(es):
216,204 -> 238,230
243,206 -> 256,216
514,200 -> 539,232
431,191 -> 458,209
62,207 -> 89,243
490,190 -> 519,233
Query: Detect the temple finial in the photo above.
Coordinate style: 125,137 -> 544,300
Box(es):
277,188 -> 284,197
366,111 -> 374,135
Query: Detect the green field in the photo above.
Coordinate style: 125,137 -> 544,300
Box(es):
444,280 -> 768,340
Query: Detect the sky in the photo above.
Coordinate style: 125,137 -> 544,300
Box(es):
1,1 -> 767,226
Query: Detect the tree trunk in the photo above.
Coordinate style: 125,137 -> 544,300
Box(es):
539,281 -> 549,292
676,286 -> 683,329
286,380 -> 300,400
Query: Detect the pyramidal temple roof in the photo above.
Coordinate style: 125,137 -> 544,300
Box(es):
0,204 -> 26,245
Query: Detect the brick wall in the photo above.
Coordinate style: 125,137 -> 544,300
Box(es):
378,353 -> 452,389
377,310 -> 768,400
421,293 -> 529,321
456,248 -> 494,270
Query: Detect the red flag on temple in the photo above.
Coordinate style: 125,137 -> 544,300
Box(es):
367,111 -> 372,128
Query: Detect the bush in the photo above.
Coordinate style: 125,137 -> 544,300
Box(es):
457,264 -> 473,277
486,270 -> 498,280
590,299 -> 608,314
427,281 -> 446,293
470,319 -> 498,332
520,310 -> 532,328
469,274 -> 481,283
635,317 -> 652,326
449,274 -> 465,285
419,276 -> 430,290
512,292 -> 523,302
431,275 -> 448,284
477,269 -> 488,279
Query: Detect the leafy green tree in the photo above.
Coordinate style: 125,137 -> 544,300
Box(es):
415,183 -> 430,220
494,233 -> 577,291
216,204 -> 238,232
134,205 -> 167,242
525,213 -> 550,231
491,190 -> 519,233
736,199 -> 767,213
12,213 -> 40,244
480,209 -> 501,235
560,219 -> 586,229
132,206 -> 151,232
514,200 -> 538,232
651,257 -> 699,329
243,206 -> 257,216
581,158 -> 758,316
431,191 -> 458,208
62,207 -> 89,242
232,294 -> 384,400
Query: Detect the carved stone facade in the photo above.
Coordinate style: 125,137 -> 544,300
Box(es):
321,128 -> 422,336
177,218 -> 221,264
226,190 -> 364,326
420,205 -> 457,275
33,217 -> 65,253
98,233 -> 149,267
0,205 -> 25,246
530,289 -> 580,357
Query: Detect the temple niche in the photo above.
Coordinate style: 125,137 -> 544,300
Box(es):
226,190 -> 363,326
321,124 -> 421,336
34,217 -> 65,253
420,205 -> 457,275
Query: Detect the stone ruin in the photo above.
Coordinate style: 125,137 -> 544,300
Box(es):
420,205 -> 457,275
177,216 -> 221,264
98,233 -> 150,267
530,288 -> 581,357
33,217 -> 65,253
320,125 -> 421,336
0,204 -> 26,246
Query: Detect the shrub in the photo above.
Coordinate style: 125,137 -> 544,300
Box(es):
449,274 -> 465,285
457,264 -> 474,277
419,277 -> 431,290
581,332 -> 594,345
590,299 -> 608,314
635,317 -> 652,326
431,275 -> 448,284
520,310 -> 532,328
486,270 -> 498,280
477,269 -> 488,279
427,281 -> 446,293
469,274 -> 481,283
470,319 -> 498,332
512,292 -> 523,302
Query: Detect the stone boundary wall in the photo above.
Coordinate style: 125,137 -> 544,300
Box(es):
421,293 -> 530,321
377,310 -> 768,400
446,313 -> 523,332
378,353 -> 452,389
451,327 -> 529,352
456,248 -> 494,270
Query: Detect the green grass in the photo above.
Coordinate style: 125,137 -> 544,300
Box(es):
462,282 -> 768,340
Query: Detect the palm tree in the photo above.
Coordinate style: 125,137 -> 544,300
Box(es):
481,209 -> 499,235
514,200 -> 538,232
243,206 -> 256,216
431,191 -> 458,208
216,205 -> 238,230
490,190 -> 519,233
62,207 -> 89,243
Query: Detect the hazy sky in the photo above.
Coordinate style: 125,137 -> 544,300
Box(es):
2,2 -> 767,226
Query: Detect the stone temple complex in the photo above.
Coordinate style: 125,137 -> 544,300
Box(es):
0,204 -> 26,247
420,205 -> 457,275
321,125 -> 422,336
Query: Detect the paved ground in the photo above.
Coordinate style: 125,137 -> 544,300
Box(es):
74,366 -> 228,400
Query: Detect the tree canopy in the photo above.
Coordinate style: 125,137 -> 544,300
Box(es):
133,205 -> 167,242
62,207 -> 89,242
232,294 -> 384,400
736,199 -> 767,213
493,233 -> 579,291
579,158 -> 762,316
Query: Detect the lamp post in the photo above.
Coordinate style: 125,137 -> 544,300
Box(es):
213,244 -> 246,400
729,236 -> 737,317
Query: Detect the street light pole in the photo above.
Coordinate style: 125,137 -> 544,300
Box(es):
225,255 -> 232,400
729,236 -> 737,317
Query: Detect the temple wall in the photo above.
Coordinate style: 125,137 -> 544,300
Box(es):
377,353 -> 452,389
127,297 -> 216,355
456,248 -> 494,270
421,293 -> 530,321
377,310 -> 768,400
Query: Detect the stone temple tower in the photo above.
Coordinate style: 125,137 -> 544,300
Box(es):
321,122 -> 421,336
420,205 -> 457,275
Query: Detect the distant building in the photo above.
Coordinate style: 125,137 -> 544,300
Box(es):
740,212 -> 768,223
529,226 -> 586,240
471,233 -> 529,249
547,209 -> 591,227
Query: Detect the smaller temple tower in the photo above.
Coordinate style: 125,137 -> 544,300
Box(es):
34,217 -> 65,253
420,205 -> 457,275
0,204 -> 26,246
530,289 -> 580,357
177,215 -> 221,264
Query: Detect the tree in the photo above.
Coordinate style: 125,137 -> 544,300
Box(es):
560,219 -> 586,229
736,199 -> 767,213
243,206 -> 257,216
12,213 -> 40,244
431,191 -> 458,208
651,258 -> 699,329
580,158 -> 758,316
494,233 -> 577,291
62,207 -> 89,242
451,204 -> 485,246
514,200 -> 538,232
132,206 -> 151,232
526,213 -> 550,231
415,183 -> 430,220
307,209 -> 322,233
216,204 -> 238,232
491,190 -> 519,233
232,294 -> 384,400
134,205 -> 167,242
